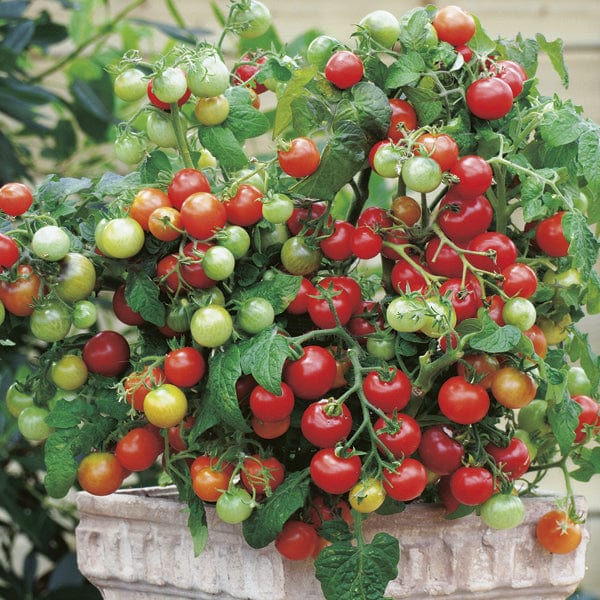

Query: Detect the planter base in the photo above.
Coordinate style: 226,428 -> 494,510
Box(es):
76,486 -> 588,600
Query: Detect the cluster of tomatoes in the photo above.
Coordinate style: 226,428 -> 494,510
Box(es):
2,1 -> 599,575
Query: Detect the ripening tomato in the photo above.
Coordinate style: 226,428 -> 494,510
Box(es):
572,394 -> 600,443
432,5 -> 475,46
348,478 -> 386,513
124,366 -> 166,412
415,132 -> 459,172
387,98 -> 418,142
224,184 -> 264,226
325,50 -> 364,89
490,366 -> 537,409
536,509 -> 582,554
129,187 -> 171,231
278,137 -> 321,178
77,452 -> 128,496
180,192 -> 227,240
191,455 -> 234,502
241,454 -> 285,496
0,264 -> 42,317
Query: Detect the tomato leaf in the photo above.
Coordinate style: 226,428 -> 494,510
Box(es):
239,326 -> 293,395
403,86 -> 443,126
350,81 -> 392,142
43,431 -> 79,498
315,530 -> 399,600
540,106 -> 588,148
567,329 -> 600,396
124,271 -> 165,327
224,86 -> 270,141
570,446 -> 600,482
535,34 -> 569,87
563,210 -> 599,275
197,124 -> 248,173
386,51 -> 425,88
467,312 -> 522,354
192,344 -> 250,437
578,128 -> 600,198
273,65 -> 318,137
233,270 -> 301,314
242,469 -> 310,548
140,150 -> 172,184
546,379 -> 580,457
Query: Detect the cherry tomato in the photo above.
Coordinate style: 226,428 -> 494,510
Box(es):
194,94 -> 230,126
480,493 -> 525,529
190,304 -> 233,348
320,220 -> 356,261
348,478 -> 386,513
486,437 -> 531,481
115,427 -> 163,472
31,225 -> 70,262
425,237 -> 464,278
386,295 -> 426,333
164,346 -> 205,388
129,187 -> 171,231
148,206 -> 183,242
572,394 -> 600,443
466,77 -> 514,120
536,509 -> 582,554
418,425 -> 465,475
77,452 -> 128,496
491,367 -> 537,409
467,231 -> 518,273
241,454 -> 285,496
112,284 -> 144,326
280,236 -> 323,276
167,168 -> 211,209
456,354 -> 499,389
325,50 -> 363,89
181,192 -> 227,241
249,382 -> 295,422
56,252 -> 96,303
535,212 -> 569,257
449,155 -> 493,199
278,137 -> 321,178
382,458 -> 428,501
301,399 -> 353,448
230,0 -> 271,39
502,296 -> 537,331
143,383 -> 187,428
307,282 -> 354,329
0,264 -> 41,317
51,354 -> 88,391
251,415 -> 291,439
358,10 -> 400,48
449,466 -> 494,506
275,520 -> 319,561
391,195 -> 421,227
437,192 -> 493,243
83,331 -> 130,377
415,132 -> 459,172
283,345 -> 337,400
439,276 -> 484,323
363,367 -> 412,412
501,263 -> 538,298
124,366 -> 167,412
390,257 -> 428,294
374,412 -> 421,458
0,182 -> 33,216
190,455 -> 234,502
351,226 -> 383,259
310,447 -> 361,495
432,5 -> 475,46
438,376 -> 490,424
224,184 -> 264,226
216,487 -> 255,524
387,98 -> 417,142
17,406 -> 53,442
97,217 -> 145,259
401,156 -> 442,193
0,232 -> 19,268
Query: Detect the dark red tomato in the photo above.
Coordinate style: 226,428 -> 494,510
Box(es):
495,60 -> 526,98
362,367 -> 412,412
307,283 -> 354,328
301,399 -> 353,448
283,345 -> 337,400
112,284 -> 145,326
437,192 -> 493,243
324,50 -> 364,89
0,182 -> 34,216
320,220 -> 355,261
418,425 -> 465,475
318,275 -> 362,312
83,331 -> 130,377
77,452 -> 128,496
466,232 -> 518,273
0,264 -> 41,317
485,437 -> 531,481
179,242 -> 216,289
347,300 -> 384,342
390,257 -> 428,294
466,77 -> 513,120
357,206 -> 394,231
374,412 -> 421,458
168,168 -> 211,210
124,366 -> 166,412
501,263 -> 538,298
572,394 -> 600,443
425,236 -> 464,278
351,226 -> 383,259
241,454 -> 285,496
287,202 -> 328,236
249,382 -> 295,422
156,254 -> 182,292
275,520 -> 319,561
382,458 -> 427,501
0,233 -> 19,267
115,426 -> 163,472
438,275 -> 484,323
432,5 -> 475,46
381,228 -> 410,261
449,155 -> 493,199
309,447 -> 361,494
224,184 -> 264,226
486,294 -> 506,326
535,211 -> 569,257
415,132 -> 459,172
164,346 -> 206,388
278,137 -> 321,178
180,192 -> 227,241
438,375 -> 490,424
286,277 -> 317,315
449,466 -> 494,506
233,53 -> 268,94
387,98 -> 418,143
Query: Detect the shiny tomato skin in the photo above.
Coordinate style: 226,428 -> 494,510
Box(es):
112,284 -> 145,326
363,367 -> 412,413
283,345 -> 337,400
449,466 -> 494,506
168,168 -> 211,209
387,98 -> 418,142
449,155 -> 493,199
77,452 -> 128,496
300,399 -> 353,448
275,520 -> 319,561
374,412 -> 421,458
467,232 -> 518,273
249,382 -> 295,422
466,77 -> 514,120
437,192 -> 493,243
572,394 -> 600,443
536,509 -> 582,554
382,458 -> 428,501
115,427 -> 163,472
485,437 -> 531,480
278,137 -> 321,178
0,182 -> 34,216
83,331 -> 130,377
418,425 -> 465,475
535,211 -> 570,257
241,455 -> 285,496
0,264 -> 41,317
164,346 -> 206,388
310,447 -> 361,494
180,192 -> 227,241
438,376 -> 490,424
0,233 -> 19,268
224,184 -> 264,226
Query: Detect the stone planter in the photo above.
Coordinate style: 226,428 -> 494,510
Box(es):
76,486 -> 589,600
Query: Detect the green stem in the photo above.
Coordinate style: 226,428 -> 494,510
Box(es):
164,0 -> 186,29
31,0 -> 146,83
170,104 -> 194,168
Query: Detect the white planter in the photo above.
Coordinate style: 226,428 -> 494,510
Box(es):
76,486 -> 589,600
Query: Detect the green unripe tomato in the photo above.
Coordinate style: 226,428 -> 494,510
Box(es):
202,245 -> 236,281
513,428 -> 538,462
502,297 -> 537,331
51,354 -> 88,391
237,296 -> 275,334
18,406 -> 54,442
114,68 -> 147,102
216,488 -> 254,524
262,193 -> 294,224
72,300 -> 97,329
218,225 -> 251,259
358,10 -> 400,48
151,66 -> 188,104
31,225 -> 71,261
190,304 -> 233,348
114,131 -> 146,165
5,383 -> 34,418
146,110 -> 179,148
187,53 -> 230,98
480,493 -> 525,530
0,299 -> 5,326
567,366 -> 592,396
30,301 -> 72,343
230,0 -> 271,39
306,35 -> 341,70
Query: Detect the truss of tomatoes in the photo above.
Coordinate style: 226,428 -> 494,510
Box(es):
1,1 -> 599,597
